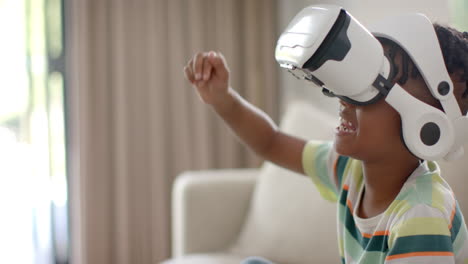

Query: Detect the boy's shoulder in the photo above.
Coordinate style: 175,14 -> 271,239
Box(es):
388,161 -> 456,222
384,161 -> 468,263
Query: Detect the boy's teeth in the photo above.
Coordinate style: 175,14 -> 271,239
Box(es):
337,122 -> 356,133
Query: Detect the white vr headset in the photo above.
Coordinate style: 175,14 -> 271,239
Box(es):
275,4 -> 468,161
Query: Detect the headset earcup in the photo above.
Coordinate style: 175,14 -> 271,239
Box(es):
386,84 -> 454,160
400,116 -> 453,160
397,121 -> 443,159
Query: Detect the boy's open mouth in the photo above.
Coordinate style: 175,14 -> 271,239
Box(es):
336,117 -> 357,134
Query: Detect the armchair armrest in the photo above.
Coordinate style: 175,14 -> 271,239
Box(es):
171,168 -> 260,257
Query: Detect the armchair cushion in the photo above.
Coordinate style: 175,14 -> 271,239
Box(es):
161,253 -> 247,264
171,169 -> 259,257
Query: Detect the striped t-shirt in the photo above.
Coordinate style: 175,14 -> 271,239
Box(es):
302,141 -> 468,264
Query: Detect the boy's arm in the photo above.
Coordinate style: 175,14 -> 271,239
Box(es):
214,87 -> 306,174
184,51 -> 306,175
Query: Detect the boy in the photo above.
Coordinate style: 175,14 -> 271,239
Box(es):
183,24 -> 468,263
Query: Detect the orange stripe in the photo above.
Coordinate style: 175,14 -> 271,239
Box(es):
373,230 -> 390,236
333,157 -> 339,173
361,230 -> 390,238
333,158 -> 339,187
346,199 -> 353,212
449,201 -> 456,229
343,184 -> 349,191
386,251 -> 454,260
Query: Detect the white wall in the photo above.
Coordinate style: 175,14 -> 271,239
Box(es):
277,0 -> 451,116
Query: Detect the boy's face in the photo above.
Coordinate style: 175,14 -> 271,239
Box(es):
333,44 -> 430,162
333,97 -> 407,162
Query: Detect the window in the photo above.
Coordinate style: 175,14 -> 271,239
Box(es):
0,0 -> 67,263
452,0 -> 468,30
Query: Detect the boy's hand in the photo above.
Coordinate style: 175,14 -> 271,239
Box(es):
184,51 -> 231,106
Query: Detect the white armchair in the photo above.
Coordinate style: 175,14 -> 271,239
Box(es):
162,101 -> 341,264
169,169 -> 260,263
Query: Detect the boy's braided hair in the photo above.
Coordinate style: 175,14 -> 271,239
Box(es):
380,24 -> 468,114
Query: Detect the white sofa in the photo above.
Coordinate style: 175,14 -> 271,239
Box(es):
161,101 -> 468,264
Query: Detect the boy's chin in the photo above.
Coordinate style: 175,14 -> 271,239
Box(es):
333,140 -> 357,158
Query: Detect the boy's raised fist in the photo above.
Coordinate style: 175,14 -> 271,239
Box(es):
184,51 -> 231,106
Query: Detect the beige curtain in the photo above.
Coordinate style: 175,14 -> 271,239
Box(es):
67,0 -> 279,263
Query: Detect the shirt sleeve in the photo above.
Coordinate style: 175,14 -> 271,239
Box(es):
302,140 -> 348,203
386,204 -> 455,264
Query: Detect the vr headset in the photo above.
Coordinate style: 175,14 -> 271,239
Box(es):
275,4 -> 468,161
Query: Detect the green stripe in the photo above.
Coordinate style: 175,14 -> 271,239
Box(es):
340,189 -> 365,243
388,235 -> 453,256
357,251 -> 387,264
454,222 -> 467,255
366,236 -> 388,252
336,155 -> 349,188
339,189 -> 389,252
451,203 -> 463,243
344,226 -> 365,260
339,189 -> 364,245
